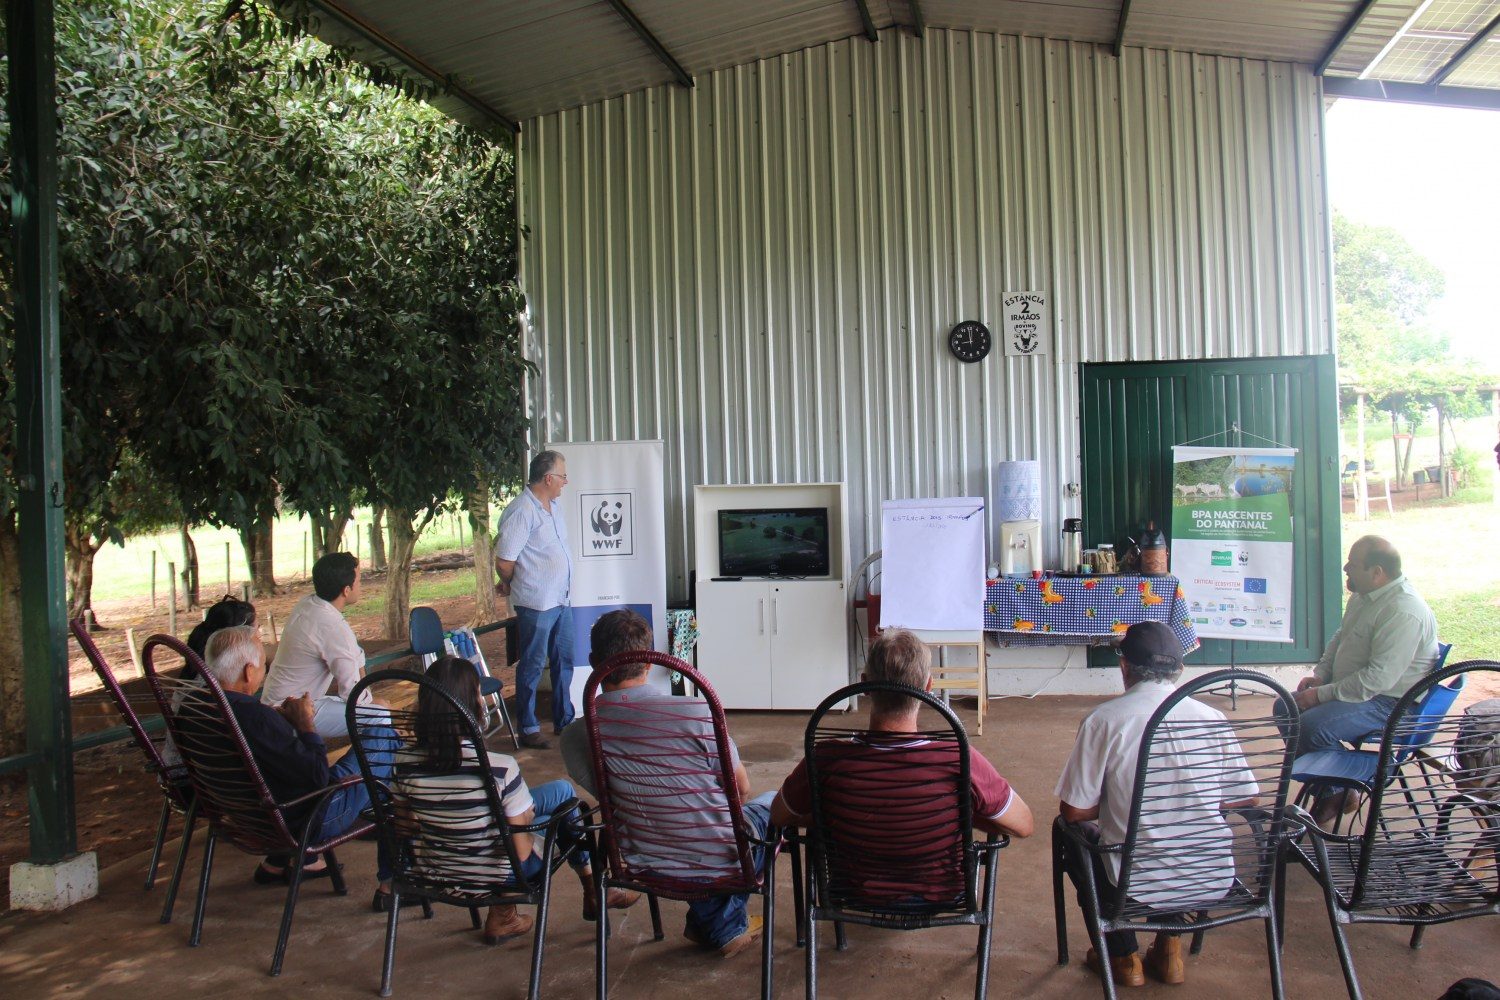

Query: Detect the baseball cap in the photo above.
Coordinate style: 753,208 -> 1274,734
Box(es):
1115,621 -> 1184,670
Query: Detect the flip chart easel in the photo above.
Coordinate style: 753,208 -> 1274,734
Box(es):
879,497 -> 985,632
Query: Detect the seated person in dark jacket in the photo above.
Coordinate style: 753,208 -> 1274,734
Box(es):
203,625 -> 404,910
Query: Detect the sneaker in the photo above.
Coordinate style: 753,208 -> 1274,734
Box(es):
717,915 -> 765,958
519,733 -> 552,750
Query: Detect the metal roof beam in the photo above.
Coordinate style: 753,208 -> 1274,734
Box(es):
1425,9 -> 1500,87
852,0 -> 879,42
1113,0 -> 1133,57
909,0 -> 926,39
309,0 -> 518,133
1323,75 -> 1500,112
1316,0 -> 1380,76
606,0 -> 693,89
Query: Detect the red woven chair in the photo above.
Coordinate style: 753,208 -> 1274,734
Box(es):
70,619 -> 196,914
584,650 -> 788,1000
141,633 -> 373,976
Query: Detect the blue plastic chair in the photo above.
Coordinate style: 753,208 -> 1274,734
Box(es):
1291,643 -> 1462,825
409,606 -> 519,748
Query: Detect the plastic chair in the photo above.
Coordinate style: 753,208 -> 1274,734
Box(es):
346,669 -> 584,999
1293,642 -> 1457,831
583,649 -> 784,1000
141,633 -> 372,976
798,680 -> 1008,1000
1288,660 -> 1500,1000
70,619 -> 196,909
1053,670 -> 1300,1000
409,606 -> 518,748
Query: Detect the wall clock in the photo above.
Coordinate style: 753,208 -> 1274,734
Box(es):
947,320 -> 991,363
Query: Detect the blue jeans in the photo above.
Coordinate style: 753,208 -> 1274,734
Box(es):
509,778 -> 589,880
1292,695 -> 1399,800
514,605 -> 576,735
686,792 -> 776,948
316,720 -> 399,881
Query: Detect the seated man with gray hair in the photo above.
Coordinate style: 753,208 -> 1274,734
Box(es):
204,625 -> 404,908
1056,620 -> 1259,989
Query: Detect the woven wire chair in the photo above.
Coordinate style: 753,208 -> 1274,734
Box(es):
798,680 -> 1007,1000
583,650 -> 784,1000
140,633 -> 372,976
1289,660 -> 1500,1000
347,668 -> 585,999
1052,669 -> 1300,1000
71,618 -> 196,908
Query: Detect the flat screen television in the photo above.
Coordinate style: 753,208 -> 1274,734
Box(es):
717,507 -> 830,578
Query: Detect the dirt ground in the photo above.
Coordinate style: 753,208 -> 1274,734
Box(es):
0,554 -> 513,902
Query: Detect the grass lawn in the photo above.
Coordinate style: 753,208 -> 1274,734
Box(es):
1342,493 -> 1500,663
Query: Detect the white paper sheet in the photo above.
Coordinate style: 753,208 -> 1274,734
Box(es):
879,497 -> 986,631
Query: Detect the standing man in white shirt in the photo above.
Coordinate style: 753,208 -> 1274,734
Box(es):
261,551 -> 375,739
495,450 -> 575,750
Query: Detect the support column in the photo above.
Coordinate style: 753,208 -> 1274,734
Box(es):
1355,392 -> 1369,520
7,0 -> 95,908
1492,390 -> 1499,507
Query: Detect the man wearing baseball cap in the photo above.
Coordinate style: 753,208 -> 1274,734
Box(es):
1055,621 -> 1259,988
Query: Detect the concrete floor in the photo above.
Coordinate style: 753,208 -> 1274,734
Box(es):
2,694 -> 1497,999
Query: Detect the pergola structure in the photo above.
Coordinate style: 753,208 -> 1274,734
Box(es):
8,0 -> 1500,909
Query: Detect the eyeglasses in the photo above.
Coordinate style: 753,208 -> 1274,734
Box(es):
548,472 -> 569,482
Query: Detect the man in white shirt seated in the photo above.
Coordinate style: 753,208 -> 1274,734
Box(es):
1056,621 -> 1259,989
261,551 -> 377,739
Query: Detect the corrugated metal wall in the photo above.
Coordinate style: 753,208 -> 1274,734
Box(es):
517,27 -> 1332,600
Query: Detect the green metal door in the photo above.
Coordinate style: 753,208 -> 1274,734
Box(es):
1080,356 -> 1342,666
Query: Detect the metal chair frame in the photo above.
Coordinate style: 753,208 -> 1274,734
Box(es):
1053,669 -> 1301,1000
409,606 -> 519,748
347,669 -> 582,999
583,650 -> 785,1000
799,680 -> 1007,1000
141,633 -> 372,976
71,618 -> 196,907
1289,660 -> 1500,1000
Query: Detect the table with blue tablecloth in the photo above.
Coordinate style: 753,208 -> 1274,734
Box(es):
983,574 -> 1200,653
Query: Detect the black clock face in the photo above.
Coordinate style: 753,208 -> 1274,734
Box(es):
948,320 -> 991,363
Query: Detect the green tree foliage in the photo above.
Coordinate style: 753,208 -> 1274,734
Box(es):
0,0 -> 529,752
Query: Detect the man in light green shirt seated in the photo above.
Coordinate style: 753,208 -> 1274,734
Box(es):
1292,536 -> 1439,823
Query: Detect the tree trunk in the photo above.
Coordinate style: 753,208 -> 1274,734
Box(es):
383,509 -> 430,641
467,484 -> 496,621
241,520 -> 277,597
1437,401 -> 1450,499
370,504 -> 388,571
179,522 -> 200,609
310,507 -> 352,558
0,516 -> 27,760
64,522 -> 102,629
1400,420 -> 1418,486
1390,410 -> 1402,487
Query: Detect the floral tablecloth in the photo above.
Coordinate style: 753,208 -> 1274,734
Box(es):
983,574 -> 1200,653
666,608 -> 698,662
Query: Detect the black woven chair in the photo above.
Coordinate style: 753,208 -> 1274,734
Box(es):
347,669 -> 586,999
583,650 -> 784,1000
141,633 -> 372,976
1053,669 -> 1300,1000
71,618 -> 196,909
798,680 -> 1008,1000
1289,659 -> 1500,1000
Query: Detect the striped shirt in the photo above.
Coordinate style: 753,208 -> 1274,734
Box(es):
392,745 -> 533,886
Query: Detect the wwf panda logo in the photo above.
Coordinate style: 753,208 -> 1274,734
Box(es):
1237,552 -> 1250,566
591,500 -> 624,537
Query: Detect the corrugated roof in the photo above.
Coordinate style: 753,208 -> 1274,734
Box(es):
302,0 -> 1500,130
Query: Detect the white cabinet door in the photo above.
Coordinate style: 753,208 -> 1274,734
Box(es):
768,582 -> 849,709
695,581 -> 772,709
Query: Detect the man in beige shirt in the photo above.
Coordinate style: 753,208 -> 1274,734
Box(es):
1292,536 -> 1439,821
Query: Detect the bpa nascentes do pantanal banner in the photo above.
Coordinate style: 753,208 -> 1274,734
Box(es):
1170,446 -> 1296,643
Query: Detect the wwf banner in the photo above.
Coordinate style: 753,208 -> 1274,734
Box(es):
544,439 -> 670,710
1170,446 -> 1297,644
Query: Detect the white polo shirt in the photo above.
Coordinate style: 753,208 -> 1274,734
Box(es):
1056,680 -> 1258,907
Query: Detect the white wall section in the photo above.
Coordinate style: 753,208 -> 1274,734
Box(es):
517,27 -> 1332,599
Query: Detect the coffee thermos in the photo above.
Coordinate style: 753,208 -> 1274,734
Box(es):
1062,518 -> 1084,572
